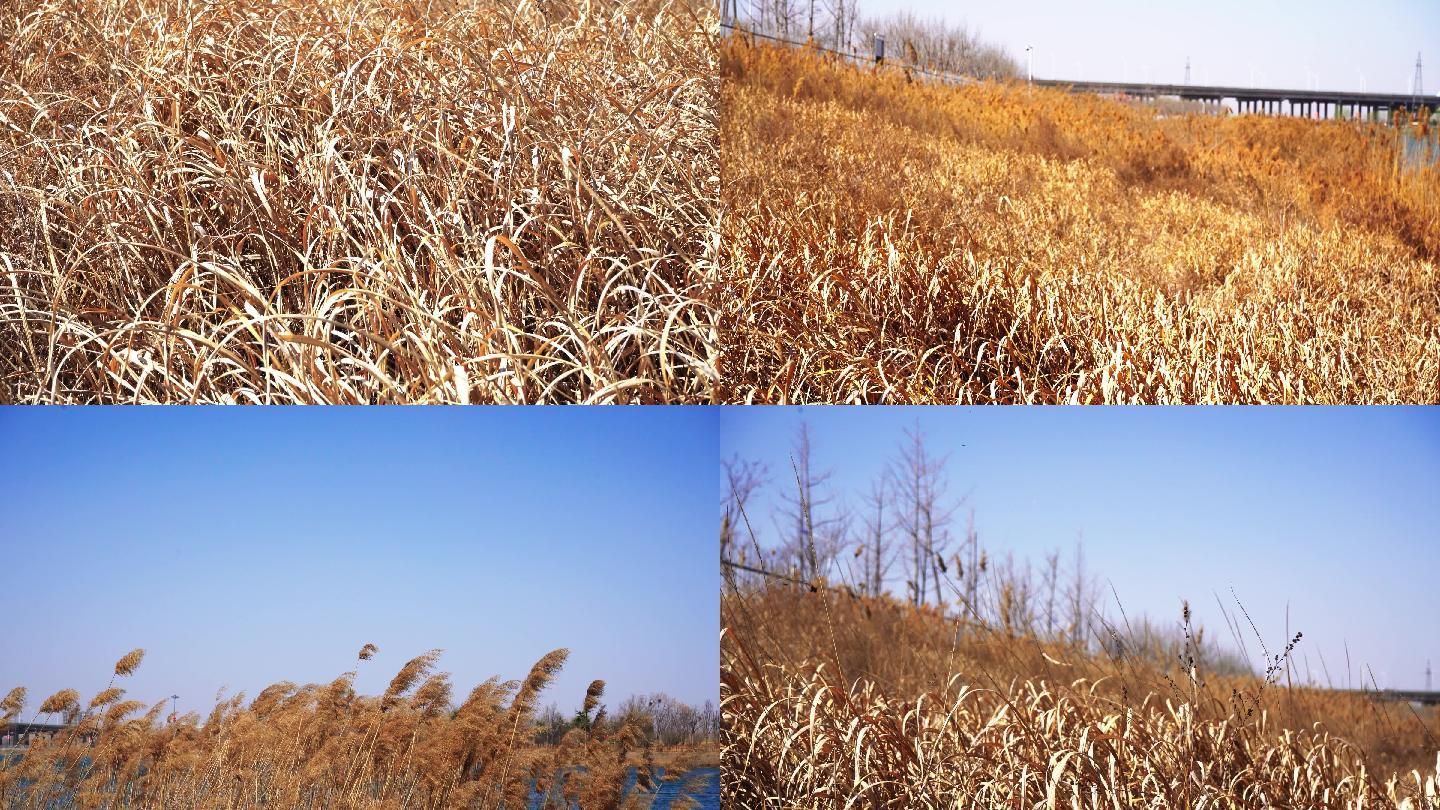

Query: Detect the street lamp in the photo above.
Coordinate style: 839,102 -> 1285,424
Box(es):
170,695 -> 179,723
1026,46 -> 1033,84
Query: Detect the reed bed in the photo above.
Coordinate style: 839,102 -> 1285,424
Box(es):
1,647 -> 700,809
722,586 -> 1440,808
0,0 -> 718,403
719,40 -> 1440,403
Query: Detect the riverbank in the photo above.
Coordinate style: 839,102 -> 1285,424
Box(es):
720,41 -> 1440,404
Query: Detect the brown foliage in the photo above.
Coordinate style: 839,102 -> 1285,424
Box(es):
719,41 -> 1440,403
0,0 -> 719,403
1,648 -> 674,809
723,584 -> 1440,807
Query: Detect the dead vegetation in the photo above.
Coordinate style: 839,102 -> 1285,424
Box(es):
0,0 -> 719,403
720,425 -> 1440,807
1,646 -> 711,808
719,40 -> 1440,403
723,585 -> 1440,808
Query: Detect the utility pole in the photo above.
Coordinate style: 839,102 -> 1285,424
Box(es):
1185,57 -> 1190,86
1414,53 -> 1424,105
1427,660 -> 1432,692
170,695 -> 179,723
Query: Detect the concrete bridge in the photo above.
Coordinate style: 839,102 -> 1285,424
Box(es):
1359,689 -> 1440,706
1034,78 -> 1440,121
0,722 -> 72,749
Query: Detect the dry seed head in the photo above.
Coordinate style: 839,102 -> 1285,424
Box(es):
89,687 -> 125,709
411,673 -> 453,719
358,643 -> 378,661
103,699 -> 145,725
39,688 -> 80,715
384,650 -> 443,706
511,648 -> 569,718
114,649 -> 145,677
0,687 -> 24,719
583,679 -> 606,715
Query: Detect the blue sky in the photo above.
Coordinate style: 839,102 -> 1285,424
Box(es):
0,407 -> 718,719
856,0 -> 1438,93
720,407 -> 1440,690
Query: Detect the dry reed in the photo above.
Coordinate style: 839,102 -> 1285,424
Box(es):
723,584 -> 1440,808
1,647 -> 703,809
0,0 -> 719,403
719,40 -> 1440,403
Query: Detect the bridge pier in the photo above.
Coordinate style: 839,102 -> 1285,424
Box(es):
1037,79 -> 1434,127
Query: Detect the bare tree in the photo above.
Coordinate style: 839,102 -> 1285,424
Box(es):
854,477 -> 894,596
861,11 -> 1021,79
830,0 -> 858,52
775,423 -> 846,583
1041,550 -> 1060,637
723,456 -> 768,565
1066,537 -> 1101,649
889,423 -> 957,607
732,0 -> 860,53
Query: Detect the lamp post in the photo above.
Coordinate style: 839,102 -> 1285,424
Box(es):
1026,46 -> 1033,84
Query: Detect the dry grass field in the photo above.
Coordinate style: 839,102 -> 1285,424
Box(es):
1,647 -> 716,808
722,585 -> 1440,808
0,0 -> 718,403
719,40 -> 1440,403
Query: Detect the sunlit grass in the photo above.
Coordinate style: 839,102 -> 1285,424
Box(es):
0,0 -> 719,403
719,40 -> 1440,403
722,584 -> 1440,808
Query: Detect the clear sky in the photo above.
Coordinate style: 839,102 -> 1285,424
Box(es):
857,0 -> 1438,93
721,407 -> 1440,691
0,407 -> 718,720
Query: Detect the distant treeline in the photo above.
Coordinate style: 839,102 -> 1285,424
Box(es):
722,423 -> 1255,679
534,693 -> 719,746
730,0 -> 1020,79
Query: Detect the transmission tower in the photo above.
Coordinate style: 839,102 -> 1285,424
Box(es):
1428,659 -> 1433,692
1185,57 -> 1191,85
1415,52 -> 1424,100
